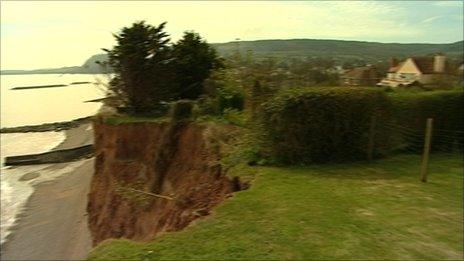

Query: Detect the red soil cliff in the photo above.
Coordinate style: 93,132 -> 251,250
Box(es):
87,119 -> 242,245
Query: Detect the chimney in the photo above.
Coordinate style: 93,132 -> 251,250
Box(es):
389,58 -> 399,68
434,53 -> 446,73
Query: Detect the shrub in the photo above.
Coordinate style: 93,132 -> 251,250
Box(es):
218,86 -> 245,113
169,100 -> 193,121
222,108 -> 246,127
259,87 -> 393,164
193,96 -> 220,117
389,90 -> 464,152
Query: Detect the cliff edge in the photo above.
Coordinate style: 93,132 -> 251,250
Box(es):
87,118 -> 243,245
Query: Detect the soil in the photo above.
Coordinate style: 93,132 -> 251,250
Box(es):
87,119 -> 243,245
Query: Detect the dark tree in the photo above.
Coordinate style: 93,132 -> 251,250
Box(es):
250,80 -> 263,119
104,21 -> 173,114
171,32 -> 223,100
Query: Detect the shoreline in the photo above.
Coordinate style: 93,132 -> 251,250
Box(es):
0,122 -> 95,260
52,121 -> 94,151
0,116 -> 92,134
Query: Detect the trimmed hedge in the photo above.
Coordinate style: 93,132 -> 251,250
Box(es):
389,90 -> 464,152
260,87 -> 393,164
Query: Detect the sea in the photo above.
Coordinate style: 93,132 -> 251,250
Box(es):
0,74 -> 106,244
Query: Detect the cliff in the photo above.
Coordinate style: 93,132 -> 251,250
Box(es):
81,54 -> 111,73
87,118 -> 243,245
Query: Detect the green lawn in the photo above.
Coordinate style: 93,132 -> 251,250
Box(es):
88,154 -> 463,260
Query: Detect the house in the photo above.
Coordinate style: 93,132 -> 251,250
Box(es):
328,65 -> 344,75
458,62 -> 464,75
458,62 -> 464,86
342,66 -> 379,86
377,54 -> 450,87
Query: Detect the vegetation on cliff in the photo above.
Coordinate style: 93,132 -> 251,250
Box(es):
103,21 -> 222,114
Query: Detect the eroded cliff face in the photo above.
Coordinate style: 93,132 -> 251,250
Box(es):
87,119 -> 241,245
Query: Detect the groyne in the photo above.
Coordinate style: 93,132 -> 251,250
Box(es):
0,117 -> 92,133
4,145 -> 93,166
11,84 -> 68,90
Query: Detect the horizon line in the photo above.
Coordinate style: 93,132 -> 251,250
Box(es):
210,37 -> 464,45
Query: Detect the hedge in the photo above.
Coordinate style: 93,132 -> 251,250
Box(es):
389,90 -> 464,152
259,87 -> 393,164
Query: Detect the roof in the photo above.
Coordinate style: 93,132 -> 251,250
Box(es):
343,66 -> 377,79
388,56 -> 451,74
410,57 -> 435,74
388,62 -> 403,73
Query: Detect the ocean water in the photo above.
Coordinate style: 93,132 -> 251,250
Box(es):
0,74 -> 106,245
1,132 -> 64,244
1,74 -> 107,128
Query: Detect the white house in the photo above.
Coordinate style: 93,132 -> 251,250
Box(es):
377,54 -> 448,87
458,63 -> 464,75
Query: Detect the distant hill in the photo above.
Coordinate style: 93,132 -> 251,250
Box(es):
212,39 -> 464,62
81,54 -> 110,73
1,54 -> 111,75
2,39 -> 462,75
1,66 -> 84,75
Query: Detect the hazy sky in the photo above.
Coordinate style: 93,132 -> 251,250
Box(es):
1,1 -> 463,70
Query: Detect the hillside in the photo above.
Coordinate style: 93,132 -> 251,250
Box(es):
1,54 -> 110,75
1,66 -> 84,75
213,39 -> 464,62
2,39 -> 462,75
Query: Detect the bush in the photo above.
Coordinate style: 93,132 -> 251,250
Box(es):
218,86 -> 245,113
169,100 -> 193,121
193,96 -> 220,117
222,108 -> 246,127
259,87 -> 393,164
389,90 -> 464,152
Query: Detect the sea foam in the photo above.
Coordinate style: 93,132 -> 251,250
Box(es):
0,131 -> 68,244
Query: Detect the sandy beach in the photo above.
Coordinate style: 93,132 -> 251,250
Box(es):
1,122 -> 95,260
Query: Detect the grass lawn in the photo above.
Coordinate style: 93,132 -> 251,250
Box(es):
88,153 -> 463,260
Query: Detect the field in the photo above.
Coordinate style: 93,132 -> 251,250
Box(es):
89,153 -> 463,260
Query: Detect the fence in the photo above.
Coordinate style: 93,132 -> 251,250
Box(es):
369,117 -> 463,183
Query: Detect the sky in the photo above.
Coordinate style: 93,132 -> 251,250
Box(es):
1,1 -> 463,70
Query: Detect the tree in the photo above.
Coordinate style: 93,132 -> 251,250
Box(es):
171,32 -> 223,100
104,21 -> 173,114
250,80 -> 263,120
104,22 -> 224,115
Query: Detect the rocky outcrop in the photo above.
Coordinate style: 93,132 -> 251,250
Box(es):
87,118 -> 242,245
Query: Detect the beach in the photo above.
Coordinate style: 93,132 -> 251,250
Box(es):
1,122 -> 95,260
